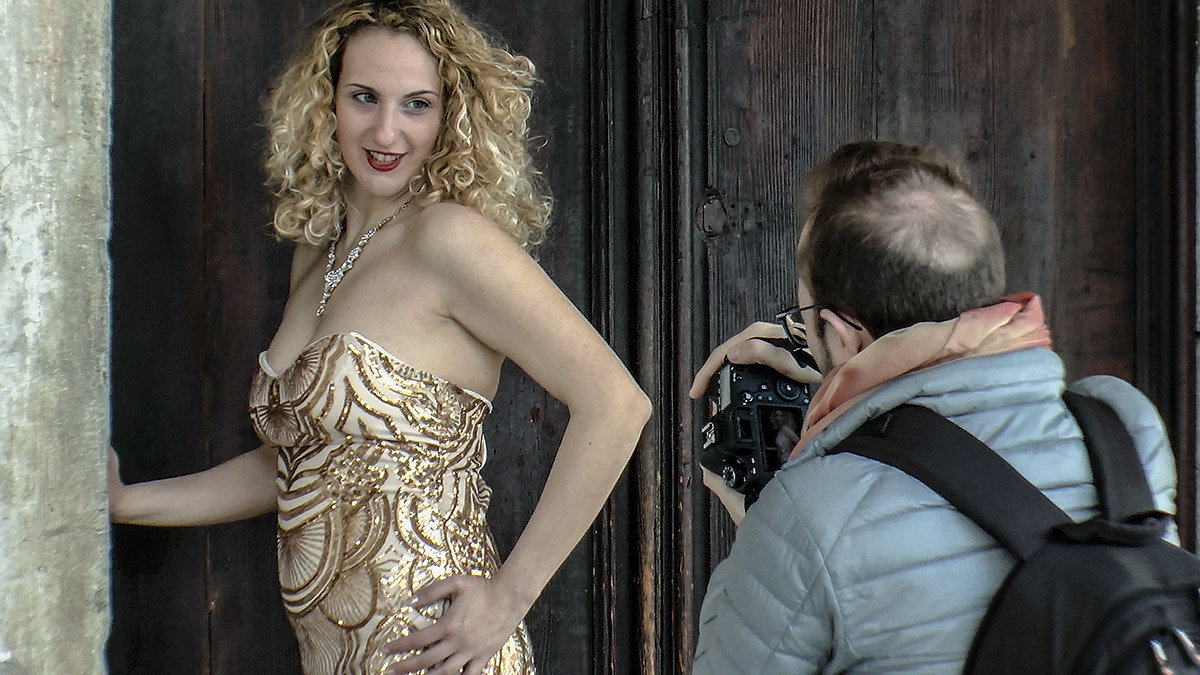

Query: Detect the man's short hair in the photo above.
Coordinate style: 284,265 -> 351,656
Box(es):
797,141 -> 1006,338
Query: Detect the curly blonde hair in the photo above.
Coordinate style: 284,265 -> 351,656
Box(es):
264,0 -> 552,249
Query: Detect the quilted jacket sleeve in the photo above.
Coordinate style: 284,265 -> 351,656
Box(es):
692,478 -> 839,674
1069,375 -> 1179,542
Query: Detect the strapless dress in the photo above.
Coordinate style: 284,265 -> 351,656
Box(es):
249,332 -> 536,674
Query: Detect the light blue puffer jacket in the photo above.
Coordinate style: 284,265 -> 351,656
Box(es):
692,348 -> 1178,674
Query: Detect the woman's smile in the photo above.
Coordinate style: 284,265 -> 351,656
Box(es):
366,149 -> 404,172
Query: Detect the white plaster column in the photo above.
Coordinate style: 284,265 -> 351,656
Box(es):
0,0 -> 112,672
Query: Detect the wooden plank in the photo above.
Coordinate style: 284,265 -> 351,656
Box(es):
455,0 -> 607,670
1134,0 -> 1198,549
107,0 -> 211,671
873,1 -> 1140,382
1049,0 -> 1138,383
701,0 -> 874,565
872,0 -> 1197,548
587,1 -> 641,672
671,0 -> 704,668
632,4 -> 670,673
873,1 -> 1063,342
200,0 -> 324,670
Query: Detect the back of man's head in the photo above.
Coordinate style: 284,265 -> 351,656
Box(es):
797,141 -> 1006,338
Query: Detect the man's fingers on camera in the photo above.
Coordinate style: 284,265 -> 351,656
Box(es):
689,322 -> 786,399
730,338 -> 822,384
701,467 -> 748,524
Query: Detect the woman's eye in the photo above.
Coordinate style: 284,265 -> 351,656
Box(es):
351,92 -> 377,104
405,99 -> 431,111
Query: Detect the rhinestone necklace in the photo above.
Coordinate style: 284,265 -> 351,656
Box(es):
316,200 -> 411,317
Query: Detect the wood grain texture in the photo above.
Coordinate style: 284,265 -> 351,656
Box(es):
200,0 -> 325,670
461,0 -> 613,670
1133,0 -> 1197,550
588,1 -> 642,672
108,0 -> 212,671
701,0 -> 874,568
671,0 -> 706,668
631,3 -> 670,673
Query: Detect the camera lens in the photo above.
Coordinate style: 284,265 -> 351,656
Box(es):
775,379 -> 801,401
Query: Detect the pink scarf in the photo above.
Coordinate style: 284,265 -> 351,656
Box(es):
789,292 -> 1053,462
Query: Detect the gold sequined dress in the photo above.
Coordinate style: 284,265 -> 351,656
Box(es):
249,331 -> 536,674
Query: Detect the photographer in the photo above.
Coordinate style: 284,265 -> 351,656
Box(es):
689,141 -> 1179,673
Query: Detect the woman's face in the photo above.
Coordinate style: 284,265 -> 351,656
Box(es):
334,27 -> 443,205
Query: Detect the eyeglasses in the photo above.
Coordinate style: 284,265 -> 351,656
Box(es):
776,303 -> 864,338
769,307 -> 821,371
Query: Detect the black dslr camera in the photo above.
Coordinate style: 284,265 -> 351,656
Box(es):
699,357 -> 812,507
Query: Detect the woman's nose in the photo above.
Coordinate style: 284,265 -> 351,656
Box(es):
372,106 -> 404,147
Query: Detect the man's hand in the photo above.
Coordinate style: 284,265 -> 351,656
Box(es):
691,321 -> 823,526
688,321 -> 821,401
702,467 -> 748,525
383,575 -> 528,675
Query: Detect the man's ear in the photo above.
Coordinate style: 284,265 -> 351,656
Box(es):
818,309 -> 872,366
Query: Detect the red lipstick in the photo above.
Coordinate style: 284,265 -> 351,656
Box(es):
365,149 -> 403,172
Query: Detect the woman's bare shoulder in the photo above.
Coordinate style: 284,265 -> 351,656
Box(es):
407,201 -> 523,262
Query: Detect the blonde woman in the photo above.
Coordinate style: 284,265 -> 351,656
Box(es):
107,2 -> 651,673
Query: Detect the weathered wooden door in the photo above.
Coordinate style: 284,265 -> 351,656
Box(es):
109,0 -> 1195,673
670,0 -> 1198,667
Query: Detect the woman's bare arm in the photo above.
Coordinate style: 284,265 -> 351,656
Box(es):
108,445 -> 277,526
383,205 -> 650,675
107,247 -> 316,528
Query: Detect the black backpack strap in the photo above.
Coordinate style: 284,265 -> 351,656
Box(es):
1061,390 -> 1158,523
832,405 -> 1070,561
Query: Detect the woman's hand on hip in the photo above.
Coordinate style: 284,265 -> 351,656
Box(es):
383,574 -> 528,675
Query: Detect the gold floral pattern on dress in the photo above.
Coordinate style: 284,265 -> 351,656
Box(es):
250,332 -> 536,675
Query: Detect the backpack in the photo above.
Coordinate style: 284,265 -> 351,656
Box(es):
830,390 -> 1200,674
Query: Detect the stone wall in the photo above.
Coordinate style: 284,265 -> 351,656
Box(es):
0,1 -> 112,673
